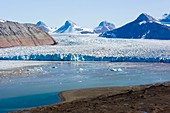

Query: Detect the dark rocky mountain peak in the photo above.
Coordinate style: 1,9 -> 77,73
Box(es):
100,13 -> 170,40
136,13 -> 156,22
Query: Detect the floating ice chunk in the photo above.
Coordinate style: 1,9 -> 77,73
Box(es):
110,68 -> 118,72
117,68 -> 123,72
27,67 -> 43,72
59,82 -> 62,85
34,67 -> 43,71
79,68 -> 84,71
110,68 -> 123,72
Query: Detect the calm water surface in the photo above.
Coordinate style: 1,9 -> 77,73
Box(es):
0,62 -> 170,113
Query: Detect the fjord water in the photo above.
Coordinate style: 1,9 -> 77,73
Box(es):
1,62 -> 170,113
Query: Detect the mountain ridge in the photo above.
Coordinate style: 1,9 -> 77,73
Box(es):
54,20 -> 94,34
100,13 -> 170,40
159,13 -> 170,24
36,21 -> 55,33
0,20 -> 56,48
94,21 -> 115,34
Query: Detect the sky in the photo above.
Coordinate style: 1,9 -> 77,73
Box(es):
0,0 -> 169,28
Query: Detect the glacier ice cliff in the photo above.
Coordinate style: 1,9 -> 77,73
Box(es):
0,36 -> 170,63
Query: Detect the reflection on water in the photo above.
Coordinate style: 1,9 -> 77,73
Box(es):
0,62 -> 170,113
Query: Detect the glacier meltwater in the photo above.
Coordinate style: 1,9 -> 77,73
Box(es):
0,62 -> 170,113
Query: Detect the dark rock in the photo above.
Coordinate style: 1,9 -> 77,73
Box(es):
0,20 -> 56,48
100,13 -> 170,40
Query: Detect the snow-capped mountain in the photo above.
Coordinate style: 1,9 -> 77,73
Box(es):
94,21 -> 115,34
159,13 -> 170,24
100,13 -> 170,40
36,21 -> 55,33
54,20 -> 94,34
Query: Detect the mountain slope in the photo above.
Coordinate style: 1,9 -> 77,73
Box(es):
159,13 -> 170,25
55,20 -> 94,34
100,13 -> 170,40
0,20 -> 56,48
36,21 -> 55,33
94,21 -> 115,34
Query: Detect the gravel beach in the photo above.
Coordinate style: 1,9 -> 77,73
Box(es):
12,82 -> 170,113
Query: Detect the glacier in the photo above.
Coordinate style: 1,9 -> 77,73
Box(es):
0,36 -> 170,63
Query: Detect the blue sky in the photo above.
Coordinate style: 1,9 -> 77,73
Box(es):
0,0 -> 169,28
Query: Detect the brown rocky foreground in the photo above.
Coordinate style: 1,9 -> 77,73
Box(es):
0,21 -> 56,48
12,82 -> 170,113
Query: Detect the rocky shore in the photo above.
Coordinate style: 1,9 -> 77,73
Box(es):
12,82 -> 170,113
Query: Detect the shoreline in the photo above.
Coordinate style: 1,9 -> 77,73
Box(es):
1,61 -> 169,112
12,81 -> 170,113
0,60 -> 52,70
59,81 -> 170,102
0,60 -> 54,79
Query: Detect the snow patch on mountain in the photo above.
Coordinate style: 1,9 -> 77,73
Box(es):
139,21 -> 147,25
0,19 -> 6,23
141,30 -> 150,38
